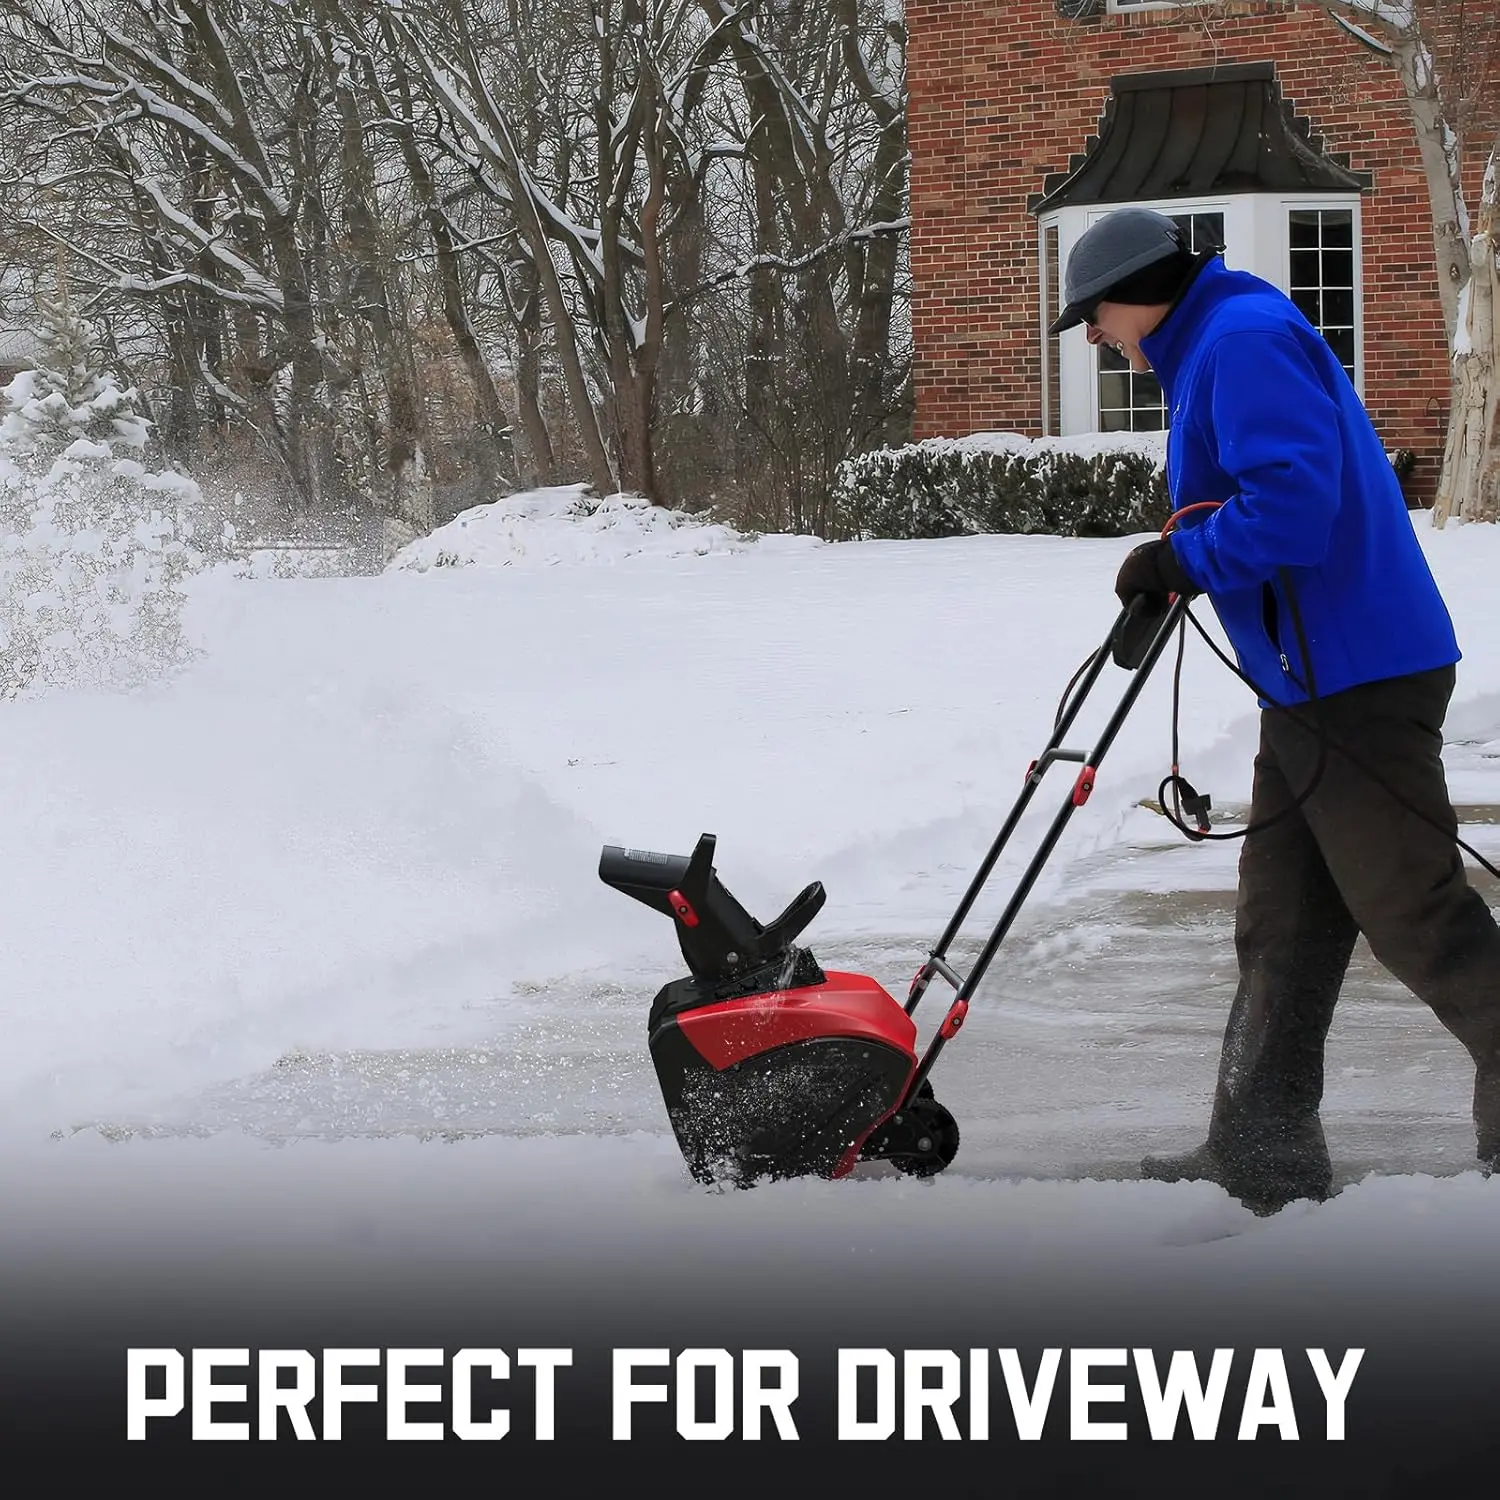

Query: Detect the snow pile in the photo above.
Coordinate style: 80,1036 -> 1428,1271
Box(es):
387,484 -> 818,571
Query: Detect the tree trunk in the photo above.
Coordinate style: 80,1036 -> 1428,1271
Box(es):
836,1 -> 908,449
596,14 -> 665,502
1389,27 -> 1472,343
377,22 -> 516,500
1310,5 -> 1472,338
160,305 -> 202,453
1433,135 -> 1500,525
172,0 -> 336,512
408,0 -> 616,499
512,276 -> 556,487
325,42 -> 429,527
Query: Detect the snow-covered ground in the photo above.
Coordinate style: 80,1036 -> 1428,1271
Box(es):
5,486 -> 1500,1467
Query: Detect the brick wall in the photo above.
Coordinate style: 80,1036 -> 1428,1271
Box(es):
906,0 -> 1497,502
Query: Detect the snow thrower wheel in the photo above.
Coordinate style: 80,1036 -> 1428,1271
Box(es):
862,1082 -> 960,1178
891,1095 -> 960,1178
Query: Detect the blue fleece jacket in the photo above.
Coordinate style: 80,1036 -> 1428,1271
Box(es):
1139,255 -> 1459,707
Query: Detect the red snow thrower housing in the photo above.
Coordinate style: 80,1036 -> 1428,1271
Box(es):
599,592 -> 1189,1186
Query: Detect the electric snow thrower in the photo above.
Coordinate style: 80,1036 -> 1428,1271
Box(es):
599,594 -> 1188,1186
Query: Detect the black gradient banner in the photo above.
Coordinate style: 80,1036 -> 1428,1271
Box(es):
5,1224 -> 1498,1496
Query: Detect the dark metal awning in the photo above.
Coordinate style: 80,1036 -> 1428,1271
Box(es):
1031,62 -> 1370,214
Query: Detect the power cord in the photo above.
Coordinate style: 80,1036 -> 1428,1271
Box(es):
1155,563 -> 1329,845
1144,508 -> 1500,880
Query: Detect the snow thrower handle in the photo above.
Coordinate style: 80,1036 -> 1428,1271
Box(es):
898,591 -> 1190,1104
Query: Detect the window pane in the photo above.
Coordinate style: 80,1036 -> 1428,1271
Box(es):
1098,370 -> 1130,411
1129,370 -> 1166,410
1289,250 -> 1321,288
1321,213 -> 1354,248
1323,288 -> 1354,325
1090,210 -> 1217,432
1325,326 -> 1355,372
1322,249 -> 1354,288
1172,212 -> 1224,252
1288,211 -> 1321,248
1290,288 -> 1320,325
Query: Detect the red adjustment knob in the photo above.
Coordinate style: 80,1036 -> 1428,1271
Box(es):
1025,758 -> 1039,780
668,889 -> 699,927
939,999 -> 969,1039
1072,766 -> 1096,806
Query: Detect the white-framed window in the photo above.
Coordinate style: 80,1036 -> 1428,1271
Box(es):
1287,206 -> 1357,384
1104,1 -> 1213,12
1037,192 -> 1363,437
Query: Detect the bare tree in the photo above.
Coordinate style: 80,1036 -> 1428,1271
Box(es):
1316,2 -> 1492,335
0,0 -> 470,524
368,0 -> 624,497
337,3 -> 520,504
664,1 -> 910,531
362,0 -> 910,523
0,2 -> 349,509
1313,3 -> 1499,521
0,0 -> 916,535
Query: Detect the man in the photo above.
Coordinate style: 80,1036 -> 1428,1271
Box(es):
1048,207 -> 1500,1214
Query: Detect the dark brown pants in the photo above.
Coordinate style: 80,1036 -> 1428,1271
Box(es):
1206,665 -> 1500,1180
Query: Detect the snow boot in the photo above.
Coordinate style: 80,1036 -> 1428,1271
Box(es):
1476,1049 -> 1500,1174
1141,1121 -> 1333,1216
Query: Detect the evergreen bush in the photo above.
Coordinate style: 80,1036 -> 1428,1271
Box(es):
829,434 -> 1171,541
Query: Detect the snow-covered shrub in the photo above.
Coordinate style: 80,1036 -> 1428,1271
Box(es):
0,297 -> 220,698
0,293 -> 150,458
835,430 -> 1428,542
830,432 -> 1172,541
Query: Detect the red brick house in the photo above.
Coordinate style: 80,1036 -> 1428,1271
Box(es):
906,0 -> 1497,502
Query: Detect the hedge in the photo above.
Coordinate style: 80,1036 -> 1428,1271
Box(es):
830,432 -> 1424,541
829,434 -> 1171,541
